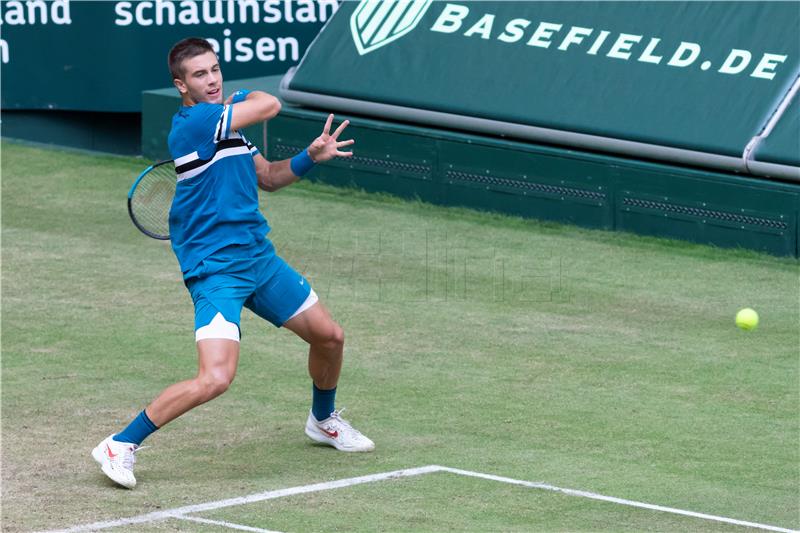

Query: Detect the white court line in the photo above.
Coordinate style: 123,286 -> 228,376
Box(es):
438,466 -> 798,533
172,514 -> 283,533
40,464 -> 798,533
39,466 -> 440,533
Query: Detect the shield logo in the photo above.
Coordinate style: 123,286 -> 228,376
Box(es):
350,0 -> 434,55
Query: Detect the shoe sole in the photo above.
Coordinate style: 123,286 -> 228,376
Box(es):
304,423 -> 375,452
92,442 -> 136,489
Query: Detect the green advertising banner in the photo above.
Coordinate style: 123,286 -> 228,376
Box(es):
282,1 -> 800,177
0,0 -> 338,112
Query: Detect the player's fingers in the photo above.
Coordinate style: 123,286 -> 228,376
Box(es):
335,150 -> 354,158
336,139 -> 355,148
331,119 -> 350,140
322,114 -> 334,135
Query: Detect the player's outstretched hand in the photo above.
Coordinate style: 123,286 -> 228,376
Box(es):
307,114 -> 354,163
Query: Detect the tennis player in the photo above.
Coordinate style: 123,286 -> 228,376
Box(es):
92,37 -> 374,489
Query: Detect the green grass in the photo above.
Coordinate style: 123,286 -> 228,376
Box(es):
2,140 -> 798,532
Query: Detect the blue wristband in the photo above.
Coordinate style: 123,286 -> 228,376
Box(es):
290,149 -> 315,177
231,89 -> 251,104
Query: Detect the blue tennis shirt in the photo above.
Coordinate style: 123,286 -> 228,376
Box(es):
167,103 -> 270,277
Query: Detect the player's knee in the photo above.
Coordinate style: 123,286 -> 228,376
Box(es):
198,371 -> 234,400
333,324 -> 345,347
321,323 -> 344,351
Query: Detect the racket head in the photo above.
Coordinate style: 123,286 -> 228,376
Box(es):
127,160 -> 175,240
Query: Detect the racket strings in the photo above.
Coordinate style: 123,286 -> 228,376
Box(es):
130,163 -> 175,239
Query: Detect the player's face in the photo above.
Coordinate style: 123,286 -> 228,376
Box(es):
175,51 -> 224,105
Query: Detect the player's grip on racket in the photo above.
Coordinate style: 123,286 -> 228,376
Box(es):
127,160 -> 176,240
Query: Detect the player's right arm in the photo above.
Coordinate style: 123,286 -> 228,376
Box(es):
227,91 -> 281,131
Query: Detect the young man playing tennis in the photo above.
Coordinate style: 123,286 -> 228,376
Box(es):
92,38 -> 373,489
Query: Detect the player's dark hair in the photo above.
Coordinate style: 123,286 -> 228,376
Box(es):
168,37 -> 215,80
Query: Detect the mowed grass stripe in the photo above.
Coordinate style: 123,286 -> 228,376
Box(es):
2,140 -> 798,532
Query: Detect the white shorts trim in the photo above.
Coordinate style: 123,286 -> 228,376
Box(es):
196,312 -> 240,342
287,289 -> 318,322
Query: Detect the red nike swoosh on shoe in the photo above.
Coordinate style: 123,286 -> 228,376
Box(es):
321,428 -> 338,438
106,444 -> 118,459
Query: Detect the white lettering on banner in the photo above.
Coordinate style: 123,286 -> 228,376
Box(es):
464,14 -> 494,40
178,1 -> 201,24
0,0 -> 325,71
114,2 -> 134,25
256,37 -> 276,60
719,49 -> 751,75
0,0 -> 71,25
137,1 -> 154,25
295,1 -> 318,23
429,3 -> 469,34
420,1 -> 791,81
667,42 -> 701,68
113,0 -> 337,26
234,36 -> 254,61
152,0 -> 176,25
25,0 -> 47,24
586,30 -> 609,55
52,0 -> 71,24
638,38 -> 663,64
203,0 -> 224,24
105,1 -> 332,67
2,1 -> 25,24
262,0 -> 282,23
526,22 -> 562,48
207,30 -> 298,62
498,18 -> 530,44
237,0 -> 257,23
751,53 -> 787,80
607,33 -> 642,60
557,26 -> 593,51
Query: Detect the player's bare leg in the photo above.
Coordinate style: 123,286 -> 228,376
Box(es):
284,301 -> 343,389
92,339 -> 239,487
284,302 -> 374,452
145,339 -> 240,426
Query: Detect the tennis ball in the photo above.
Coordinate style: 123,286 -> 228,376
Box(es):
735,308 -> 759,330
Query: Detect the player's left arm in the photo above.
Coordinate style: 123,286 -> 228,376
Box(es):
255,114 -> 354,192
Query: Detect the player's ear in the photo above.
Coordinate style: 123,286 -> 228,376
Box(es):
173,78 -> 188,95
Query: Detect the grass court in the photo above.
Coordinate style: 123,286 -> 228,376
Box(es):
2,141 -> 798,532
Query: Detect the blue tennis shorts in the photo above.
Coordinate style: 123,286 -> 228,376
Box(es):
185,239 -> 313,334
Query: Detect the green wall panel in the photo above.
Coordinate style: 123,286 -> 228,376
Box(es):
141,92 -> 181,161
437,140 -> 612,228
2,110 -> 140,155
615,166 -> 797,255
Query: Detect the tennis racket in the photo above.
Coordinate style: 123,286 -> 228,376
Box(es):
127,160 -> 175,240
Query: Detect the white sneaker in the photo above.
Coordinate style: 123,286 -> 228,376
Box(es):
91,434 -> 141,488
305,408 -> 375,452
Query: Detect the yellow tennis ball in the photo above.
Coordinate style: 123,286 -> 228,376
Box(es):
736,308 -> 759,330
